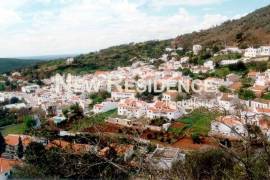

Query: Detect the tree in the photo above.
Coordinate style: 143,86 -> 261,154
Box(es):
17,137 -> 24,159
10,97 -> 19,104
0,132 -> 6,156
64,103 -> 84,122
0,83 -> 5,91
229,61 -> 247,73
238,88 -> 256,100
241,77 -> 255,88
262,92 -> 270,100
219,85 -> 231,93
25,142 -> 46,166
24,116 -> 36,131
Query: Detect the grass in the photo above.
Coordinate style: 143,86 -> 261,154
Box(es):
169,124 -> 191,136
177,109 -> 219,136
1,123 -> 26,136
71,109 -> 117,132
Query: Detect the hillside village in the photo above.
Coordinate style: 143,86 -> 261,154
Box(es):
1,43 -> 270,178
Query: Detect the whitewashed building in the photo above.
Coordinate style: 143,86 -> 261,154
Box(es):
193,44 -> 202,55
118,98 -> 148,118
21,84 -> 40,93
93,101 -> 118,114
147,101 -> 182,120
111,90 -> 136,101
244,46 -> 270,57
210,116 -> 246,139
147,147 -> 185,170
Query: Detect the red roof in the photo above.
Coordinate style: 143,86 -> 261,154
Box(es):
5,134 -> 31,147
0,158 -> 20,173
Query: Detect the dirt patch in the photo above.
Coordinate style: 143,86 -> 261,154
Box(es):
83,123 -> 121,133
170,122 -> 186,129
172,137 -> 218,151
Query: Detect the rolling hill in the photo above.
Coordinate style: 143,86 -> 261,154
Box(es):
14,4 -> 270,79
172,4 -> 270,49
0,58 -> 45,73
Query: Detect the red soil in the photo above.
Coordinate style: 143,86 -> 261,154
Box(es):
171,137 -> 218,151
83,123 -> 121,133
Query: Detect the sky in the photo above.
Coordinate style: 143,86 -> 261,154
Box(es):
0,0 -> 270,57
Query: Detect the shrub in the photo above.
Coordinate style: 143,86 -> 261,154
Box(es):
191,133 -> 202,144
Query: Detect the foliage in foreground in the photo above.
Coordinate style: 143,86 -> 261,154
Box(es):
13,142 -> 131,179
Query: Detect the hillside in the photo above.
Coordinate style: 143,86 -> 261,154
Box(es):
19,40 -> 170,79
172,5 -> 270,49
15,4 -> 270,79
0,58 -> 44,73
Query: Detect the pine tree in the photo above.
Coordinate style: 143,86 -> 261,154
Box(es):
0,132 -> 6,155
17,137 -> 24,159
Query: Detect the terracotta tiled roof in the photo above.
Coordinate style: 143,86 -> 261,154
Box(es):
216,116 -> 242,126
220,93 -> 234,101
94,71 -> 109,76
148,101 -> 177,113
0,158 -> 20,173
229,82 -> 242,91
5,134 -> 31,147
256,108 -> 270,113
259,119 -> 270,130
119,98 -> 147,109
250,85 -> 267,91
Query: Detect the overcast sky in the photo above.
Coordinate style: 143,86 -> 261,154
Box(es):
0,0 -> 270,57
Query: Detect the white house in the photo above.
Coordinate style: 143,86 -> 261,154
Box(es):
21,84 -> 40,93
66,57 -> 74,65
203,60 -> 215,70
4,103 -> 26,110
93,100 -> 118,114
147,147 -> 185,170
165,47 -> 173,52
118,98 -> 148,118
244,46 -> 270,58
250,99 -> 270,109
111,90 -> 136,101
193,45 -> 202,55
106,118 -> 132,127
244,47 -> 261,58
0,93 -> 5,102
147,101 -> 182,120
204,77 -> 225,92
180,56 -> 189,63
260,46 -> 270,56
220,59 -> 240,66
162,90 -> 179,102
222,47 -> 242,54
217,93 -> 238,112
210,116 -> 246,139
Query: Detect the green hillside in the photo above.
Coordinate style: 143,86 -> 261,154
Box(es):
172,5 -> 270,49
19,40 -> 170,79
13,4 -> 270,79
0,58 -> 43,73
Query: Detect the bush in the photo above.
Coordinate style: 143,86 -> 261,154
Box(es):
191,133 -> 202,144
219,85 -> 231,93
262,92 -> 270,100
238,88 -> 256,100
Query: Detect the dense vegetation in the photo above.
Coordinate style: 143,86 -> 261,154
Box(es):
0,58 -> 44,73
172,5 -> 270,49
13,141 -> 131,179
20,40 -> 170,79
